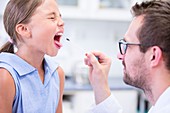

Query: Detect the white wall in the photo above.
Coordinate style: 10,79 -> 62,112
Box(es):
0,0 -> 8,15
0,0 -> 9,46
54,19 -> 130,77
0,17 -> 8,47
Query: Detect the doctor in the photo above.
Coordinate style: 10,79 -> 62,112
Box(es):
85,0 -> 170,113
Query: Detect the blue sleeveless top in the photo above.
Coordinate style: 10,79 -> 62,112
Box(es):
0,52 -> 60,113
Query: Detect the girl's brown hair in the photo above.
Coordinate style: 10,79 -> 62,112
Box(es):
0,0 -> 43,53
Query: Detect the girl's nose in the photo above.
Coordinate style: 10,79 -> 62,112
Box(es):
57,17 -> 64,27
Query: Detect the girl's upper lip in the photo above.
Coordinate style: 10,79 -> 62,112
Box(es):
55,30 -> 64,35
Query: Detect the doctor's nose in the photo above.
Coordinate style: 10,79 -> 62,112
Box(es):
117,52 -> 124,60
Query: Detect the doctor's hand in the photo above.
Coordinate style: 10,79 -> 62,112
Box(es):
84,51 -> 112,105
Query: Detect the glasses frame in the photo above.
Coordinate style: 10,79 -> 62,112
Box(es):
118,39 -> 141,55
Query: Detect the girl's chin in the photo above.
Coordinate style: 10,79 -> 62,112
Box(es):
47,51 -> 59,57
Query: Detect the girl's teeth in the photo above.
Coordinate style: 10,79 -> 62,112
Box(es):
57,33 -> 63,36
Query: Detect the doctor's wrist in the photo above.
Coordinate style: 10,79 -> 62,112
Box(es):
94,86 -> 111,105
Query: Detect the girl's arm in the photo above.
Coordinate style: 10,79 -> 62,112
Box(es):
0,68 -> 15,113
56,66 -> 65,113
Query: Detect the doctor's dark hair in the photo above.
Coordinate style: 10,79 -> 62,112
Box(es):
131,0 -> 170,70
0,0 -> 43,53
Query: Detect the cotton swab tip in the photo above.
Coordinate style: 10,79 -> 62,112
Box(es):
66,38 -> 70,41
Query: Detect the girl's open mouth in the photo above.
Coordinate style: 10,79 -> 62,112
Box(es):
54,32 -> 63,49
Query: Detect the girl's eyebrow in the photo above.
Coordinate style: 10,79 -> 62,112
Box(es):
47,12 -> 56,16
47,12 -> 62,17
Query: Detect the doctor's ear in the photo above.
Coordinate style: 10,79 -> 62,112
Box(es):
15,24 -> 31,38
151,55 -> 155,61
150,46 -> 163,67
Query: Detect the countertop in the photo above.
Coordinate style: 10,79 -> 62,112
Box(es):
64,76 -> 136,93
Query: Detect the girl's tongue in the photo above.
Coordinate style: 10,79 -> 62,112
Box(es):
54,35 -> 63,48
54,40 -> 62,48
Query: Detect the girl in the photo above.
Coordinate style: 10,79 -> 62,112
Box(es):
0,0 -> 65,113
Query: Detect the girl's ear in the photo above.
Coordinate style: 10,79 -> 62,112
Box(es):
15,24 -> 31,38
150,46 -> 163,67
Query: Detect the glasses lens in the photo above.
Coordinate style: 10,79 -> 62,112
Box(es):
121,43 -> 126,55
119,40 -> 127,55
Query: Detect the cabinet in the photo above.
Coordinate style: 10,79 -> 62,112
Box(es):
57,0 -> 138,21
63,90 -> 139,113
57,0 -> 89,20
62,77 -> 146,113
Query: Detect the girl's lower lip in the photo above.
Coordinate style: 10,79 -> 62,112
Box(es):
55,45 -> 61,49
54,41 -> 63,49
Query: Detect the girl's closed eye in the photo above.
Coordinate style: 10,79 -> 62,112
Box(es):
48,15 -> 56,20
47,12 -> 57,20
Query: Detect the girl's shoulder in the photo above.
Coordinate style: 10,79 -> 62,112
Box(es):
57,66 -> 65,82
